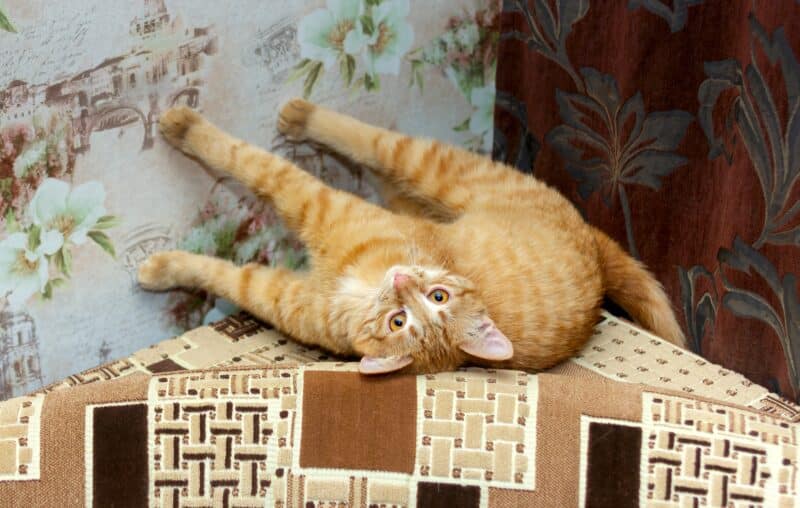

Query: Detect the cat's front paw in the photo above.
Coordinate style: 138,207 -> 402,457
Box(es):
137,251 -> 185,291
159,106 -> 203,149
278,98 -> 315,140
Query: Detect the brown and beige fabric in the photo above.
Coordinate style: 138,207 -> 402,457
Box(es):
0,312 -> 797,507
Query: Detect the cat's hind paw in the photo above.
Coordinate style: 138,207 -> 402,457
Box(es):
137,251 -> 184,291
159,106 -> 202,149
278,98 -> 315,140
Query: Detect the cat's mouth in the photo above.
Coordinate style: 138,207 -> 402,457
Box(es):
358,354 -> 413,375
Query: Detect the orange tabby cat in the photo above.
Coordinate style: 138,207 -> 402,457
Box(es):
138,98 -> 686,374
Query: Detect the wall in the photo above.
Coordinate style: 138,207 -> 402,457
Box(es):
0,0 -> 500,399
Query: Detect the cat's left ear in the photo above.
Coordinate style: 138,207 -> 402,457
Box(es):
359,354 -> 413,375
459,319 -> 514,361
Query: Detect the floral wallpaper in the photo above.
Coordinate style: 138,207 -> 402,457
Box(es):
0,0 -> 501,400
495,1 -> 800,401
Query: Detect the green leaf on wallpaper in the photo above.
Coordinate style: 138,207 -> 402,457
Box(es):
303,61 -> 323,98
54,248 -> 72,278
287,58 -> 312,84
27,225 -> 41,251
340,54 -> 356,86
365,0 -> 381,6
409,59 -> 424,91
364,73 -> 380,91
94,215 -> 122,230
213,223 -> 237,260
88,231 -> 116,258
360,15 -> 375,36
4,208 -> 19,233
42,281 -> 52,300
0,8 -> 16,33
292,58 -> 311,70
453,117 -> 471,132
51,277 -> 66,288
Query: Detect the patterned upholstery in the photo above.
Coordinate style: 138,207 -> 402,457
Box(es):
0,313 -> 797,507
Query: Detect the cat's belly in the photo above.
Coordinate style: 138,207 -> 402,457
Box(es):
450,221 -> 603,369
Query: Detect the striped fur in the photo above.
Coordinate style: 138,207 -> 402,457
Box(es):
138,99 -> 686,374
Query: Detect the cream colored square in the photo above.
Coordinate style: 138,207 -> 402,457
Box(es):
0,441 -> 16,475
305,477 -> 349,501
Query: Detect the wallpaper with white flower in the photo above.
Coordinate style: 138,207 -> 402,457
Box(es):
0,0 -> 500,399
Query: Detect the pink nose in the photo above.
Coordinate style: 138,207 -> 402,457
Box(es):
393,273 -> 411,290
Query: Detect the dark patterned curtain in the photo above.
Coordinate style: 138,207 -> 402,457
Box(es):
493,0 -> 800,401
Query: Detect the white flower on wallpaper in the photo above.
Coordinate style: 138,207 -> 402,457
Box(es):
292,0 -> 499,153
0,230 -> 62,309
293,0 -> 415,96
345,0 -> 414,76
469,85 -> 496,152
298,0 -> 363,69
0,178 -> 120,309
29,179 -> 107,246
408,3 -> 500,152
12,139 -> 48,178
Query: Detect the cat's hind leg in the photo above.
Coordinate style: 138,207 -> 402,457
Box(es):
278,99 -> 524,217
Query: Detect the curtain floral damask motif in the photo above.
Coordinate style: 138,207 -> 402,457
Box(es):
495,1 -> 800,400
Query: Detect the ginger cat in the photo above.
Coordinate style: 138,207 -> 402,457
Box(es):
138,99 -> 686,375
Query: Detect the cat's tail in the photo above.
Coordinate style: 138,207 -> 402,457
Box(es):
592,228 -> 687,348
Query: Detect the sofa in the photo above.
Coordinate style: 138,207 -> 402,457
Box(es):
1,311 -> 797,506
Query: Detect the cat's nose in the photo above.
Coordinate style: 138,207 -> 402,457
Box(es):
393,273 -> 411,290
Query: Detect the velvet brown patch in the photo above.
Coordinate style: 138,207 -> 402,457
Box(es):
92,403 -> 148,507
145,358 -> 186,373
585,422 -> 642,508
416,482 -> 480,508
300,371 -> 416,472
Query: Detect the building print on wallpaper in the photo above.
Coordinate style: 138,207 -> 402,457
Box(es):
248,18 -> 299,80
0,0 -> 217,154
121,222 -> 174,290
0,305 -> 43,399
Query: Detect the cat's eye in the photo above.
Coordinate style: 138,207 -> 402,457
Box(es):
428,288 -> 450,304
388,311 -> 407,331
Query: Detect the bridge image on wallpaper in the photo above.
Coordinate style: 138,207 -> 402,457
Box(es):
0,0 -> 217,153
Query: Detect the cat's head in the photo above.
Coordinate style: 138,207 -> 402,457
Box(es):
353,265 -> 513,374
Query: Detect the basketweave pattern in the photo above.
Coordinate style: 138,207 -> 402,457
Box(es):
415,369 -> 537,488
148,368 -> 298,507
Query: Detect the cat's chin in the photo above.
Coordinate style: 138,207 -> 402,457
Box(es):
358,354 -> 413,375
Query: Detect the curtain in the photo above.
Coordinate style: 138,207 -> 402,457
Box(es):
494,0 -> 800,401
